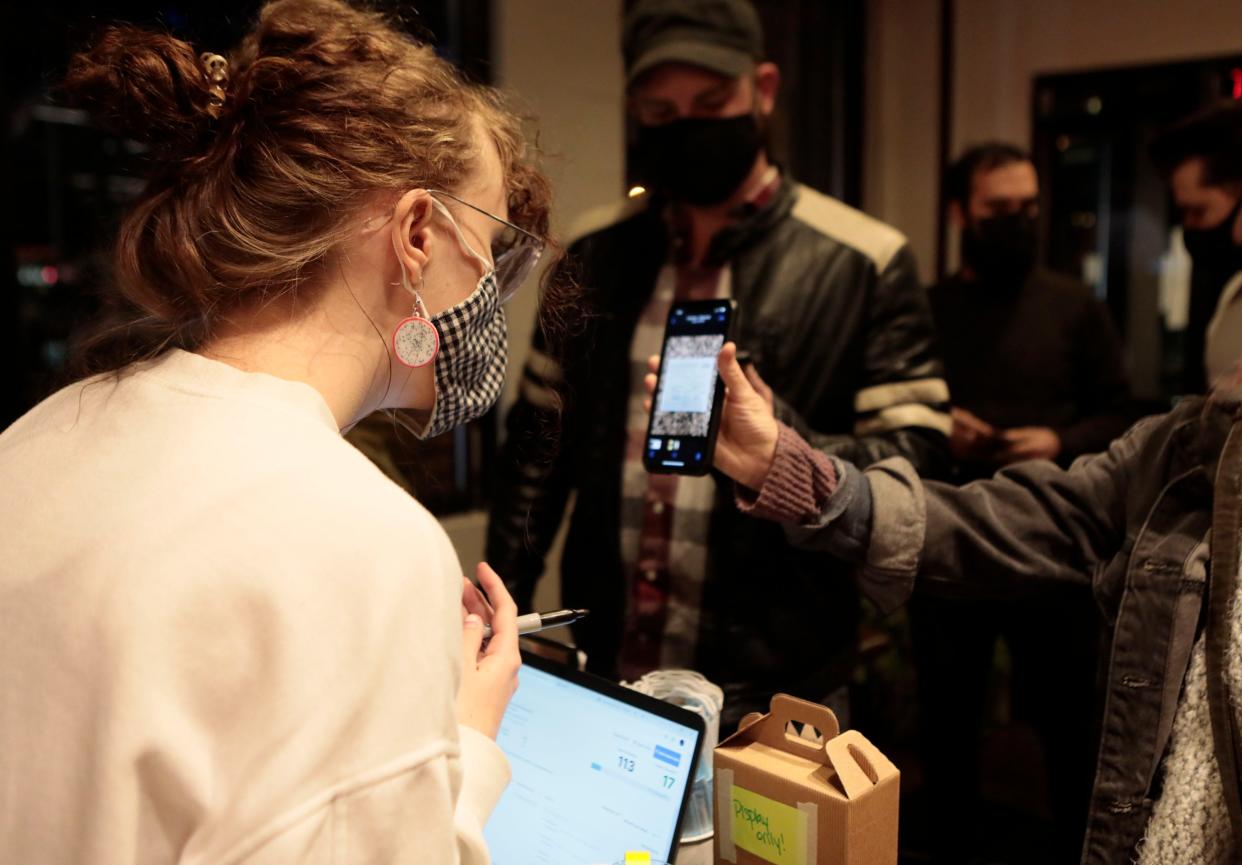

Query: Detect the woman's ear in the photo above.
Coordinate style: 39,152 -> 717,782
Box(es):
390,189 -> 435,284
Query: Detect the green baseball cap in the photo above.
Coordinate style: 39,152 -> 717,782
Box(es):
622,0 -> 765,88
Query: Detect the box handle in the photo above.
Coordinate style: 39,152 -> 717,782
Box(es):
825,731 -> 889,800
748,694 -> 840,765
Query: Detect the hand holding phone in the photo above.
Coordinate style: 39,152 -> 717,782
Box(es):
643,300 -> 736,475
707,343 -> 781,489
644,341 -> 780,489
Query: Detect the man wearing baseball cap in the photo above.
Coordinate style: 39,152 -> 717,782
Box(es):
490,0 -> 950,728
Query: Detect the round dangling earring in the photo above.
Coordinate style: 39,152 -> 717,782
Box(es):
392,282 -> 439,368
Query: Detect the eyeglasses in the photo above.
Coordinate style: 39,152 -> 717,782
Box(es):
427,189 -> 544,304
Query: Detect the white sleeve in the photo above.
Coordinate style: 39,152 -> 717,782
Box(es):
233,730 -> 510,865
453,724 -> 512,861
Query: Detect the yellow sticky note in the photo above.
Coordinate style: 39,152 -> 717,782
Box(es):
624,853 -> 651,864
731,785 -> 807,865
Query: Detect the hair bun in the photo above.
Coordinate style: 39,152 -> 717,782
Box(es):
63,26 -> 221,152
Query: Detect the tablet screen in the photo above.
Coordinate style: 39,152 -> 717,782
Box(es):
484,659 -> 702,864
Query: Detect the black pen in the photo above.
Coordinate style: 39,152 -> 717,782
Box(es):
481,608 -> 589,640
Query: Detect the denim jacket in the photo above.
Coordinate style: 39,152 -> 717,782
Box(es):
790,397 -> 1223,865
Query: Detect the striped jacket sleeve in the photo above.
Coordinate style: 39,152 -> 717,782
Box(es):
774,243 -> 952,479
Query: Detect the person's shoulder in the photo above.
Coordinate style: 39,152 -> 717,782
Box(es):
788,184 -> 909,273
138,377 -> 443,553
0,372 -> 114,450
1032,268 -> 1095,300
1109,397 -> 1200,462
927,273 -> 965,300
152,429 -> 457,610
256,426 -> 440,538
564,193 -> 653,248
1024,270 -> 1110,318
1028,271 -> 1119,332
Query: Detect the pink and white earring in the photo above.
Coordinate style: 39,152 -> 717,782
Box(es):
392,285 -> 439,368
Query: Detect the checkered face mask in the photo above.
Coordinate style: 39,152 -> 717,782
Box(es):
418,269 -> 508,440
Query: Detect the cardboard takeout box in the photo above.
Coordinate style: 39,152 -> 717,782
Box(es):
713,694 -> 899,865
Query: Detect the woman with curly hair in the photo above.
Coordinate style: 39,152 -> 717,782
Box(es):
0,2 -> 564,862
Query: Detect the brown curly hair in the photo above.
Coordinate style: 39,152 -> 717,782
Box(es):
62,0 -> 562,377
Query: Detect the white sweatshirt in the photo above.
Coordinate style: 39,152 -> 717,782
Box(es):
0,349 -> 509,865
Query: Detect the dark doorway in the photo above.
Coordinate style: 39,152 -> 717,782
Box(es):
1031,55 -> 1242,401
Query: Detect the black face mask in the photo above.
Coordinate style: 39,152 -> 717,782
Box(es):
961,211 -> 1038,288
1183,197 -> 1242,277
635,113 -> 764,207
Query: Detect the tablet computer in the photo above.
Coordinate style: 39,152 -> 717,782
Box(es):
484,652 -> 705,864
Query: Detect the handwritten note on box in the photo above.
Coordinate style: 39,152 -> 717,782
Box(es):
730,784 -> 808,865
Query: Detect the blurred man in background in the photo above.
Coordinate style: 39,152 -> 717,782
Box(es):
1152,103 -> 1242,395
911,142 -> 1133,863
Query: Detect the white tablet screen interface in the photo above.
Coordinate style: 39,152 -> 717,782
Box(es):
484,661 -> 700,864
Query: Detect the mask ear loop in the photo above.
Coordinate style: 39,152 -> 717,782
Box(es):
431,196 -> 495,273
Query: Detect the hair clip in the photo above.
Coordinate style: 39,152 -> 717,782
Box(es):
199,53 -> 229,118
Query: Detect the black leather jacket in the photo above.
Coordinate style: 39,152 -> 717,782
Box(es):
488,175 -> 949,724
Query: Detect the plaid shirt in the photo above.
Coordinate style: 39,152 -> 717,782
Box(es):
617,168 -> 782,681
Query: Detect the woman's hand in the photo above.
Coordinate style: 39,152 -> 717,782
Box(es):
456,562 -> 520,740
644,342 -> 779,490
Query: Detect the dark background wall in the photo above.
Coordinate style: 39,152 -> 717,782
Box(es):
0,0 -> 490,430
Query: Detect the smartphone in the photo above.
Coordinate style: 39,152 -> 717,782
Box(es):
643,298 -> 736,476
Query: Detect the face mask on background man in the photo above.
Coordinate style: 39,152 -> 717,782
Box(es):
961,211 -> 1039,288
636,111 -> 764,207
1184,198 -> 1242,278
